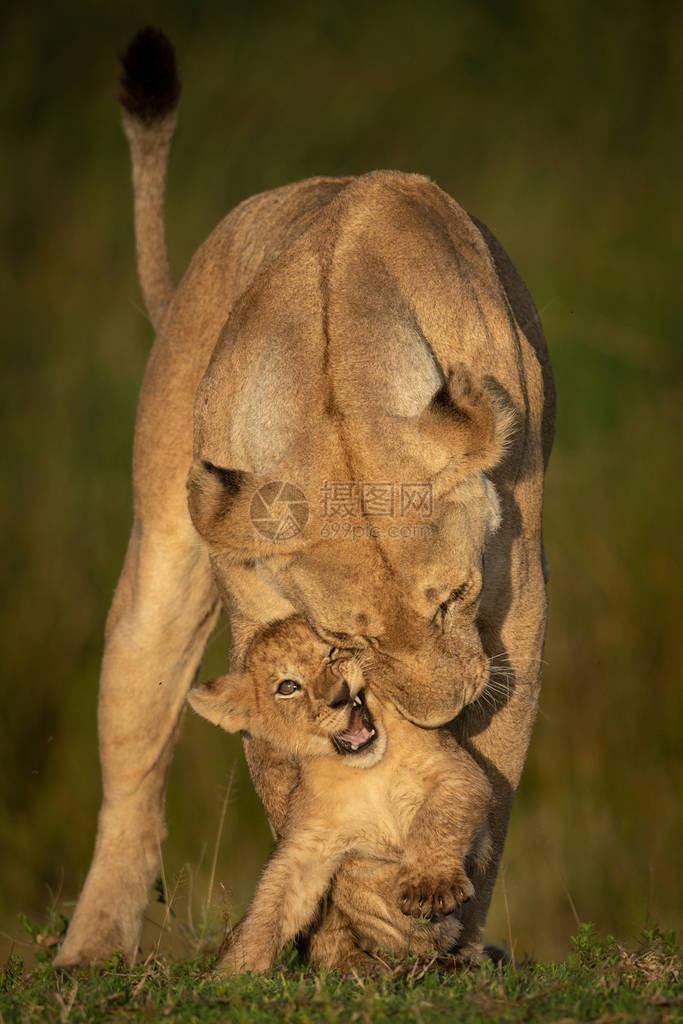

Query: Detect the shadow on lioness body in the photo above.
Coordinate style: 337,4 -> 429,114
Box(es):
189,616 -> 491,973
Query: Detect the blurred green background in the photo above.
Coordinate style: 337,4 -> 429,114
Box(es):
2,0 -> 681,963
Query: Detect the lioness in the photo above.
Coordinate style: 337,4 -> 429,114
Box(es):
55,28 -> 554,969
188,616 -> 491,973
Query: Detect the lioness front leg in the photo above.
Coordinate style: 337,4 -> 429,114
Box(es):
219,834 -> 346,974
454,554 -> 548,959
397,756 -> 490,921
55,520 -> 219,967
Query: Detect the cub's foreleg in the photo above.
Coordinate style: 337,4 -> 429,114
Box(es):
219,830 -> 347,974
398,750 -> 491,920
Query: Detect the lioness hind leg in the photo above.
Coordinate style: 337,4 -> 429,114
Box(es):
454,576 -> 548,958
55,524 -> 219,967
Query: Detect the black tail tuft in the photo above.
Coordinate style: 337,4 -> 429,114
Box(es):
119,26 -> 181,123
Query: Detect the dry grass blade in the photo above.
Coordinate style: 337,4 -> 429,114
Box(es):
204,766 -> 237,934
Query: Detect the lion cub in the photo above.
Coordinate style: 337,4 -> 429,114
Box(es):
189,615 -> 491,973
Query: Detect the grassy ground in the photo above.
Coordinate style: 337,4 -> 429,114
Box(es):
1,923 -> 680,1023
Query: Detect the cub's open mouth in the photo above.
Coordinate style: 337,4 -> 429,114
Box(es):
332,691 -> 377,755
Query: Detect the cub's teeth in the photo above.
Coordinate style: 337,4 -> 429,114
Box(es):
369,729 -> 376,737
353,695 -> 362,707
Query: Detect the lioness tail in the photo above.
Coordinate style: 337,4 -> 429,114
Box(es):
119,26 -> 181,326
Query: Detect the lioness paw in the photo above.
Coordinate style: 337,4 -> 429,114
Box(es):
397,867 -> 474,919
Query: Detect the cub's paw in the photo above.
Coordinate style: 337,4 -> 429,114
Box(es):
397,866 -> 475,919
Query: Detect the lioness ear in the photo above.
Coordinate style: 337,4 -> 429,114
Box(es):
426,364 -> 512,470
406,363 -> 514,490
187,673 -> 250,733
186,459 -> 255,548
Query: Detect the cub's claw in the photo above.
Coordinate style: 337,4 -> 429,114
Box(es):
398,868 -> 475,918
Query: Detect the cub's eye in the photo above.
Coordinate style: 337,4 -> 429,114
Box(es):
276,679 -> 300,696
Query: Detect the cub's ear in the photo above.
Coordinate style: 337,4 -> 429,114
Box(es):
187,673 -> 250,733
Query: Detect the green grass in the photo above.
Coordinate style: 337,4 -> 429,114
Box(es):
1,923 -> 680,1023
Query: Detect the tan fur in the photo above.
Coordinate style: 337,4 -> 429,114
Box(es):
121,110 -> 176,325
55,36 -> 554,969
189,617 -> 491,973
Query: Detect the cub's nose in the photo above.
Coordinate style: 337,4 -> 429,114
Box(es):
327,680 -> 351,709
